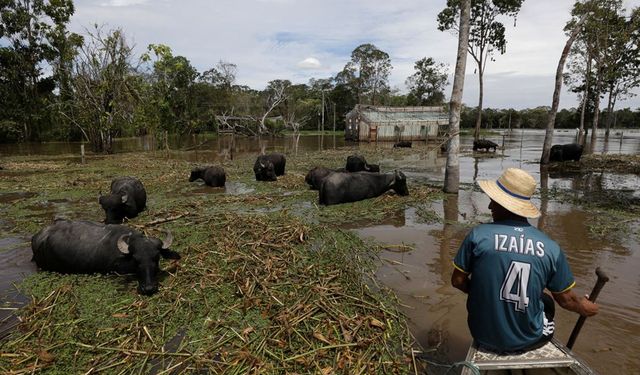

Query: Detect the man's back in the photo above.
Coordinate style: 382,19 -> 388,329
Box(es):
454,219 -> 574,352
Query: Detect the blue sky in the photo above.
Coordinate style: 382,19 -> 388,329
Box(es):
70,0 -> 640,110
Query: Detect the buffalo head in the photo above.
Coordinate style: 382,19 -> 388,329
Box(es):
189,167 -> 206,182
100,193 -> 129,224
391,171 -> 409,196
116,230 -> 179,295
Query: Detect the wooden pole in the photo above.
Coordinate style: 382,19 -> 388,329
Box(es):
567,267 -> 610,349
81,144 -> 85,164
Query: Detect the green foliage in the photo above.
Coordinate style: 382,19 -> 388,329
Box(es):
0,0 -> 77,141
340,43 -> 392,105
405,57 -> 449,106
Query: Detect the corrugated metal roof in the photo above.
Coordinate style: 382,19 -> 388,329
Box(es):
354,105 -> 448,125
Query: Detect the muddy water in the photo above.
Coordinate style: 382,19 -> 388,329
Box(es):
2,130 -> 640,373
354,130 -> 640,374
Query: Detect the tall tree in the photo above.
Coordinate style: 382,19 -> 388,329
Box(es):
0,0 -> 77,140
541,12 -> 591,164
142,44 -> 199,134
340,44 -> 392,105
444,0 -> 471,194
405,57 -> 449,106
438,0 -> 524,141
64,26 -> 139,153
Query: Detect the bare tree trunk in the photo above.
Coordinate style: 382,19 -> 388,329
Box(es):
444,0 -> 471,193
474,68 -> 484,141
604,83 -> 617,137
590,67 -> 601,148
541,14 -> 589,165
579,55 -> 591,145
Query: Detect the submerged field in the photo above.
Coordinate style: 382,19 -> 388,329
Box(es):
0,147 -> 441,374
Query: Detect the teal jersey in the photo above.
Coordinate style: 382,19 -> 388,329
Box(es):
453,220 -> 575,352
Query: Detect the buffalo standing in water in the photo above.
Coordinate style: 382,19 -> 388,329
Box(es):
99,177 -> 146,224
345,155 -> 380,172
189,165 -> 226,187
550,143 -> 584,162
393,141 -> 412,148
319,171 -> 409,205
31,220 -> 179,295
254,153 -> 286,181
473,139 -> 499,152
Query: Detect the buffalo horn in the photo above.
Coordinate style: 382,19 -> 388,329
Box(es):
117,233 -> 131,254
161,230 -> 173,249
121,194 -> 128,203
260,162 -> 265,168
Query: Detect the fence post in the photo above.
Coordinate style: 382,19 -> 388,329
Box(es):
81,144 -> 85,164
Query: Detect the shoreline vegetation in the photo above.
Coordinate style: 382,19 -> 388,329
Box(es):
0,148 -> 441,374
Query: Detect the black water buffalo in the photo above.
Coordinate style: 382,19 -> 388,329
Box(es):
393,141 -> 412,148
99,177 -> 146,224
254,153 -> 286,181
550,143 -> 584,162
473,139 -> 499,152
319,171 -> 409,205
305,166 -> 347,190
189,165 -> 226,187
345,155 -> 380,173
31,220 -> 179,295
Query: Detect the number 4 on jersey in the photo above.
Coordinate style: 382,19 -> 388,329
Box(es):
500,261 -> 531,312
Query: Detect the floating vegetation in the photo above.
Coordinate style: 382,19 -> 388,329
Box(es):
0,149 -> 441,374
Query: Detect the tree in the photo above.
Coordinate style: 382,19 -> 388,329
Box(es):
541,12 -> 590,164
0,0 -> 77,140
141,44 -> 199,134
405,57 -> 449,106
63,26 -> 139,153
444,0 -> 471,194
340,44 -> 392,105
438,0 -> 524,141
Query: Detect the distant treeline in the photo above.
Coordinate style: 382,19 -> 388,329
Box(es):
1,1 -> 638,152
458,106 -> 640,130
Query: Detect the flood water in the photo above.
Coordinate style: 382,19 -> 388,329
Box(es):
1,129 -> 640,374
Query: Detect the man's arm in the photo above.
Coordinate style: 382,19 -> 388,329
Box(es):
552,289 -> 599,317
451,268 -> 470,294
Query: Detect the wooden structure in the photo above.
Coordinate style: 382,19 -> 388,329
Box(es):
344,105 -> 448,142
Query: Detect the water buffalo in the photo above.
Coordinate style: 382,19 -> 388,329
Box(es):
254,153 -> 286,181
319,171 -> 409,205
305,166 -> 347,190
99,177 -> 146,224
31,220 -> 179,295
550,143 -> 584,162
189,165 -> 226,187
345,155 -> 380,173
473,139 -> 498,152
393,141 -> 412,148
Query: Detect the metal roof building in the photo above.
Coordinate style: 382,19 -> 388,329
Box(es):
344,105 -> 448,142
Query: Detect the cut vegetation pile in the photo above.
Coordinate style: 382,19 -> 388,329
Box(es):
0,147 -> 441,374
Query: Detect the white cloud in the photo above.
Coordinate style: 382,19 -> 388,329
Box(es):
101,0 -> 149,7
70,0 -> 640,107
297,57 -> 321,69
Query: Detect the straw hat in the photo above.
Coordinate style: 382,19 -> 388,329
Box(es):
478,168 -> 541,219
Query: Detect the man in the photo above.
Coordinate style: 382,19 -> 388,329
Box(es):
451,168 -> 598,353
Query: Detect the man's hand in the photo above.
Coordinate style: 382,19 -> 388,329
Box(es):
579,294 -> 599,317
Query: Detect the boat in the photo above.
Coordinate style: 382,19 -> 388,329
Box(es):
461,338 -> 597,375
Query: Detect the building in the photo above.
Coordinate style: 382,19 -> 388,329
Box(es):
344,105 -> 448,142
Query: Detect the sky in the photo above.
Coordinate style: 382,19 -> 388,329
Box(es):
69,0 -> 640,110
